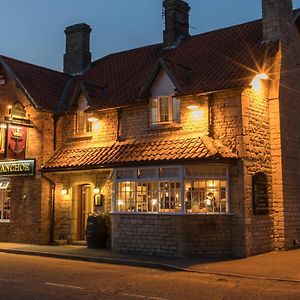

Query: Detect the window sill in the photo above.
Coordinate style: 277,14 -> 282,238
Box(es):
0,220 -> 10,223
147,123 -> 182,131
68,133 -> 93,143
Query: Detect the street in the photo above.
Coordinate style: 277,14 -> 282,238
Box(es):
0,252 -> 299,300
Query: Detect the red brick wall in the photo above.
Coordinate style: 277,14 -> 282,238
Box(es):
0,69 -> 54,244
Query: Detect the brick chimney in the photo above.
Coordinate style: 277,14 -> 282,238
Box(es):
262,0 -> 293,42
63,23 -> 92,74
163,0 -> 190,47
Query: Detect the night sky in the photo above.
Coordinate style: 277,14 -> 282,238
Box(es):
1,0 -> 300,71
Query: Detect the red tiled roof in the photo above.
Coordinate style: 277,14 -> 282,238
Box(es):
43,135 -> 237,171
0,56 -> 71,111
75,19 -> 277,111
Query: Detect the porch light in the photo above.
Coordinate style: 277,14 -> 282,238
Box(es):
93,187 -> 100,194
187,105 -> 200,110
251,73 -> 269,92
61,188 -> 68,195
87,117 -> 99,122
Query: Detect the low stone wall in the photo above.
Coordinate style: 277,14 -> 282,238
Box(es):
112,213 -> 233,257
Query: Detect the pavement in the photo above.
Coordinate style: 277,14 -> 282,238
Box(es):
0,242 -> 300,283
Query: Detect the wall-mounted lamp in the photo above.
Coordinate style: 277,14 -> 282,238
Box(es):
88,117 -> 99,122
187,105 -> 200,110
93,187 -> 100,194
61,188 -> 68,195
251,73 -> 269,92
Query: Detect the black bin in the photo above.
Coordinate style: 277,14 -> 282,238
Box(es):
86,213 -> 108,249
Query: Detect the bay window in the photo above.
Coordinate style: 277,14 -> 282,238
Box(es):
114,165 -> 229,214
150,96 -> 180,125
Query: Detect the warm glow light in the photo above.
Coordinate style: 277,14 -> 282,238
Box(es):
61,188 -> 68,195
93,187 -> 100,194
87,117 -> 99,122
7,105 -> 12,109
117,199 -> 124,206
256,73 -> 268,80
251,73 -> 269,92
187,105 -> 200,110
152,199 -> 158,206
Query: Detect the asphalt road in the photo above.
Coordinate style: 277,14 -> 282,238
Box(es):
0,252 -> 299,300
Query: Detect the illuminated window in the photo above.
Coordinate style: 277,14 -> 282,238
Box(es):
150,96 -> 180,125
114,165 -> 229,214
0,180 -> 11,222
184,166 -> 229,213
75,111 -> 92,134
0,124 -> 6,153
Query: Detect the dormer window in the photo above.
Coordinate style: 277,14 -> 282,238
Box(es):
75,110 -> 92,134
150,96 -> 180,125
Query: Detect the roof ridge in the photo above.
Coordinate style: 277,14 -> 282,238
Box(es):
0,55 -> 71,78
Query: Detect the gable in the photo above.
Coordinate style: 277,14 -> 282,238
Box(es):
150,69 -> 176,97
77,92 -> 89,110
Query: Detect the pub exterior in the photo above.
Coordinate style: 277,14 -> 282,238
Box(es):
0,0 -> 300,257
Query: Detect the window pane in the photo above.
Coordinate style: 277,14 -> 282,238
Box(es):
159,167 -> 179,178
137,168 -> 156,179
185,179 -> 228,213
150,98 -> 158,124
159,97 -> 169,122
172,98 -> 180,123
159,181 -> 181,212
0,182 -> 10,221
117,169 -> 135,180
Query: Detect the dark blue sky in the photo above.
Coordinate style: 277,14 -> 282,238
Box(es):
1,0 -> 300,71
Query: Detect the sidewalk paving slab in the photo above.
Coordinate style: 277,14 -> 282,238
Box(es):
0,243 -> 300,283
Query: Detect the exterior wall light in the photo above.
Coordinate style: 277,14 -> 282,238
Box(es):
93,187 -> 100,194
251,73 -> 269,92
61,188 -> 68,195
187,105 -> 200,110
87,117 -> 99,122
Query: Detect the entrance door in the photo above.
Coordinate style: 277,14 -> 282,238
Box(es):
77,185 -> 91,240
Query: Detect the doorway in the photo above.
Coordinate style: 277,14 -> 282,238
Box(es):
77,184 -> 92,240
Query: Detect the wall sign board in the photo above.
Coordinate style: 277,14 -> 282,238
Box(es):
252,172 -> 269,215
0,159 -> 35,176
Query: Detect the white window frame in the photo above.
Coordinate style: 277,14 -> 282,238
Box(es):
0,179 -> 10,222
75,110 -> 92,135
113,164 -> 230,215
150,96 -> 180,125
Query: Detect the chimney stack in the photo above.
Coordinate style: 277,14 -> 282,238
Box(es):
63,23 -> 92,75
262,0 -> 293,42
163,0 -> 190,47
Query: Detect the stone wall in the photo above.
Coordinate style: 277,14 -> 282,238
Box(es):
112,214 -> 233,257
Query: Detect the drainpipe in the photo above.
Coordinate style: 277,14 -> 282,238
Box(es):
208,94 -> 213,137
41,172 -> 56,244
53,115 -> 58,151
116,108 -> 122,141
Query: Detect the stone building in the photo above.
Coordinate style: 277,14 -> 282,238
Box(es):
1,0 -> 300,257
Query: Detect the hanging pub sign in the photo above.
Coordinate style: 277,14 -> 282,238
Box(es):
252,172 -> 269,215
0,159 -> 35,176
6,124 -> 27,159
